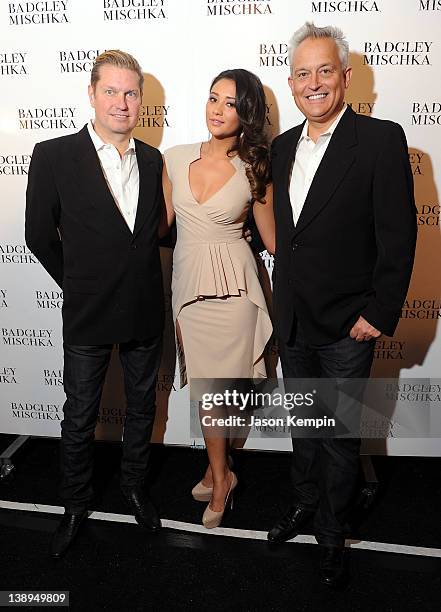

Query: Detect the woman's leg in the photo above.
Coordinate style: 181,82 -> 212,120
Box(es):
204,436 -> 233,511
179,294 -> 256,498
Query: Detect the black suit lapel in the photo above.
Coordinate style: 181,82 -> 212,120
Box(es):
72,125 -> 132,236
275,123 -> 304,236
293,107 -> 357,237
132,141 -> 157,239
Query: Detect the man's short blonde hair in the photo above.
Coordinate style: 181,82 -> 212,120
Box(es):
90,50 -> 144,91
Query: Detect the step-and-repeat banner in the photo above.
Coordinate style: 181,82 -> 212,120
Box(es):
1,0 -> 440,455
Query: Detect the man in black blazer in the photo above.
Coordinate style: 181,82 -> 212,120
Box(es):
25,51 -> 164,557
267,23 -> 416,586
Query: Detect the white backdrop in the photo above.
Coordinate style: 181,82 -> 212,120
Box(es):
1,0 -> 440,455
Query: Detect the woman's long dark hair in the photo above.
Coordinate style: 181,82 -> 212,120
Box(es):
210,69 -> 271,202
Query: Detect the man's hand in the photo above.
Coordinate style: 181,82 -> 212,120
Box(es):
349,316 -> 381,342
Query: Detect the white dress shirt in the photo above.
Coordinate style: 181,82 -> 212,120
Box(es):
87,121 -> 139,232
289,104 -> 347,225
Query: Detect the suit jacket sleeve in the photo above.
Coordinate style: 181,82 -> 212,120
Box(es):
25,143 -> 63,288
360,123 -> 417,335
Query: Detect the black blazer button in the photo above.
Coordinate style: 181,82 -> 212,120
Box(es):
131,244 -> 137,250
292,243 -> 298,251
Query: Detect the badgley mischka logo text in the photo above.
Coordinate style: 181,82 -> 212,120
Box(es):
9,1 -> 70,25
36,290 -> 63,308
207,0 -> 273,17
0,244 -> 38,264
265,104 -> 274,127
259,43 -> 288,67
0,52 -> 28,75
98,406 -> 125,424
401,299 -> 441,319
0,289 -> 8,308
137,105 -> 171,128
18,107 -> 77,130
103,0 -> 167,20
416,205 -> 439,226
374,339 -> 406,360
311,1 -> 380,11
11,402 -> 61,420
408,150 -> 426,176
412,102 -> 441,125
43,369 -> 63,386
0,367 -> 18,384
0,155 -> 31,176
363,41 -> 432,66
419,1 -> 441,10
2,328 -> 54,347
59,49 -> 106,73
347,101 -> 375,115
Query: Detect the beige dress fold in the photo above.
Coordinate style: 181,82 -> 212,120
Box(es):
163,143 -> 273,387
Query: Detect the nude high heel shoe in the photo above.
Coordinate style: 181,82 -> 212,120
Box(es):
191,455 -> 234,502
191,480 -> 212,502
202,473 -> 238,529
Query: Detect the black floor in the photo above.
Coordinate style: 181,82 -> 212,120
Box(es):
0,435 -> 440,611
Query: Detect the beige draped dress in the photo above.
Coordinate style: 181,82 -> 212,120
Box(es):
163,143 -> 272,387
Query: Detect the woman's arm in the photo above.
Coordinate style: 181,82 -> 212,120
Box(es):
252,182 -> 275,255
159,156 -> 176,238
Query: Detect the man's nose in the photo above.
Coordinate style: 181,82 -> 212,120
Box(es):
309,71 -> 320,89
116,92 -> 128,108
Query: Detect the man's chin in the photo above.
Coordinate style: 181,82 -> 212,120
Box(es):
304,109 -> 338,123
109,122 -> 135,135
303,112 -> 329,123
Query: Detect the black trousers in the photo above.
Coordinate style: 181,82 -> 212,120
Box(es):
60,337 -> 162,513
279,323 -> 375,547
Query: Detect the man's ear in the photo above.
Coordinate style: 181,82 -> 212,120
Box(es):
344,66 -> 352,89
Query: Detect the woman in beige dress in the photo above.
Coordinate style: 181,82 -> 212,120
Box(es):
162,69 -> 275,528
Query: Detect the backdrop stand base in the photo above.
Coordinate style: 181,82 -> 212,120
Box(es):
0,435 -> 31,480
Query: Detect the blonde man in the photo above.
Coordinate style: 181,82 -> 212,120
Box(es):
26,51 -> 164,557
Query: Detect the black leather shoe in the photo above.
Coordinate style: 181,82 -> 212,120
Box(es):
122,487 -> 161,532
320,546 -> 348,588
267,506 -> 313,543
51,511 -> 88,558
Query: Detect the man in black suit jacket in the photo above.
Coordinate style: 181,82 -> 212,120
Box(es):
267,23 -> 416,586
25,51 -> 164,557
